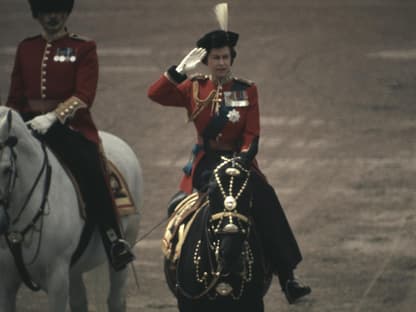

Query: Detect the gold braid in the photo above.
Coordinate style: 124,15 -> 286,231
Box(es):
188,81 -> 217,121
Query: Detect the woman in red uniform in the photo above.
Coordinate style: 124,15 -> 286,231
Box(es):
148,19 -> 311,304
6,0 -> 134,271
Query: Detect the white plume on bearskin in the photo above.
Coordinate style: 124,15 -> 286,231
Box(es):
214,3 -> 229,31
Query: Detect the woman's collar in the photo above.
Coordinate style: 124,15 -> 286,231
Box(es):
209,72 -> 232,86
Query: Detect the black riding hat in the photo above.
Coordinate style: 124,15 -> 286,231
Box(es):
196,30 -> 239,50
197,30 -> 239,64
28,0 -> 74,18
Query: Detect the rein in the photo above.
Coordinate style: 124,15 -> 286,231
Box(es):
176,199 -> 224,300
2,137 -> 52,291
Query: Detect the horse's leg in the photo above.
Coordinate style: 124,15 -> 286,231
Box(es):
46,261 -> 70,312
0,268 -> 20,312
177,296 -> 199,312
0,282 -> 20,312
241,297 -> 264,312
107,265 -> 128,312
69,272 -> 88,312
0,253 -> 20,312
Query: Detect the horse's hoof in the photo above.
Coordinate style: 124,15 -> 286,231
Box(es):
283,279 -> 311,304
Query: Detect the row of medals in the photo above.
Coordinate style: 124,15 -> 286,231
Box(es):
53,55 -> 77,63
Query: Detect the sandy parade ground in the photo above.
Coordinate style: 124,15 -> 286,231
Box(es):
1,0 -> 416,311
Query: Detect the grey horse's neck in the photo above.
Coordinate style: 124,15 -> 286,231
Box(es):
0,110 -> 56,223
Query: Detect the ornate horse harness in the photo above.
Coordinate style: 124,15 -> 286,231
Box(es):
168,156 -> 255,300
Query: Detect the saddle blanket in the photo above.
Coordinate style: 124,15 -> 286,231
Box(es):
162,192 -> 203,262
70,159 -> 136,219
107,160 -> 136,217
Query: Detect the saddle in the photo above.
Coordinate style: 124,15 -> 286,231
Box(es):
62,159 -> 137,219
162,192 -> 206,263
66,158 -> 136,266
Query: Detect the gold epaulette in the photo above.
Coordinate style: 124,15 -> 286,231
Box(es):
54,96 -> 88,124
233,76 -> 254,86
190,73 -> 209,81
69,33 -> 92,41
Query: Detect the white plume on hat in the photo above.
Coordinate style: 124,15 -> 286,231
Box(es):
214,2 -> 228,31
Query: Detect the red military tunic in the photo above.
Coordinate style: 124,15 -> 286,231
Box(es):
6,32 -> 100,144
148,73 -> 261,193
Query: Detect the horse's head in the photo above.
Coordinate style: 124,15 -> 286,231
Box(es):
206,156 -> 252,277
0,109 -> 19,235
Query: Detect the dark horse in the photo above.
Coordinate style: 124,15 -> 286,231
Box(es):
164,156 -> 272,312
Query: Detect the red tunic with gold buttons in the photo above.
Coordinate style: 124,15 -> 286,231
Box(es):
148,74 -> 261,193
6,32 -> 99,144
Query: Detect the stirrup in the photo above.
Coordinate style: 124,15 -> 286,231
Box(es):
110,239 -> 135,271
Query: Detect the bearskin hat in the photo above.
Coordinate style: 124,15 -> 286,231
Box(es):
28,0 -> 74,18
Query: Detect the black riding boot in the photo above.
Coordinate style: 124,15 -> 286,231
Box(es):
42,123 -> 135,271
250,172 -> 311,303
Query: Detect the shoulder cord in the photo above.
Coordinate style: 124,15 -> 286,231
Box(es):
188,81 -> 217,121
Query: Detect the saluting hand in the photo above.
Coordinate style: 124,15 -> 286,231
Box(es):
26,112 -> 57,134
176,48 -> 207,75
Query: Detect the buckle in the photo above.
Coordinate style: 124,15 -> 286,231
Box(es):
8,231 -> 23,244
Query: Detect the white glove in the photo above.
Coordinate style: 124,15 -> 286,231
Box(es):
176,47 -> 207,75
26,112 -> 57,134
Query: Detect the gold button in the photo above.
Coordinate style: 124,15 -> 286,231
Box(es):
42,63 -> 47,67
64,109 -> 69,113
45,50 -> 50,54
42,86 -> 46,90
60,112 -> 65,116
42,71 -> 46,76
41,94 -> 46,99
73,101 -> 78,105
69,105 -> 74,109
42,78 -> 46,82
43,56 -> 48,61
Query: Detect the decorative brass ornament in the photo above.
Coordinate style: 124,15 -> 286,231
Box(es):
8,232 -> 23,244
223,223 -> 239,233
225,167 -> 240,176
224,196 -> 237,211
216,282 -> 233,296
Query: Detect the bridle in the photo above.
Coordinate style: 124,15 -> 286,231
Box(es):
0,111 -> 52,291
210,156 -> 251,237
177,156 -> 254,300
